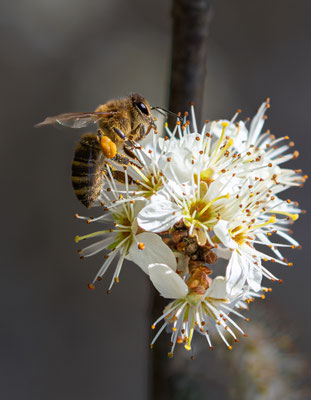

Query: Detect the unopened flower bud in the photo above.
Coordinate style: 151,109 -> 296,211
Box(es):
201,249 -> 218,264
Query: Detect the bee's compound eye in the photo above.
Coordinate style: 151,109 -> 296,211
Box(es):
136,102 -> 149,115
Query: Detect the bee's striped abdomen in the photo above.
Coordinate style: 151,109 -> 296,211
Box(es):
72,133 -> 105,208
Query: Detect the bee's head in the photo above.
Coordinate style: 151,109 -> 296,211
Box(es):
130,93 -> 156,130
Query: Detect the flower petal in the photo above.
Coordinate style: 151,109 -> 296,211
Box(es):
214,220 -> 237,249
248,101 -> 268,146
206,276 -> 227,299
148,263 -> 188,299
137,197 -> 182,232
214,246 -> 232,260
247,263 -> 263,292
127,232 -> 177,274
225,251 -> 247,296
158,149 -> 193,183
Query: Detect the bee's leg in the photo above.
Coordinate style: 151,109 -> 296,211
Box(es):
103,163 -> 135,185
123,145 -> 144,167
113,127 -> 127,140
127,140 -> 143,151
112,152 -> 143,170
126,124 -> 145,149
96,128 -> 105,139
97,128 -> 118,158
135,123 -> 153,142
111,170 -> 135,185
140,123 -> 153,139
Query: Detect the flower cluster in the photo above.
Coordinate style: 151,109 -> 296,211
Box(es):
75,99 -> 306,357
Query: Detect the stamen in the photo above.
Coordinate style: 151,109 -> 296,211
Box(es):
197,193 -> 230,218
211,122 -> 229,160
249,215 -> 276,231
214,138 -> 234,164
184,327 -> 194,351
268,211 -> 299,221
75,230 -> 110,242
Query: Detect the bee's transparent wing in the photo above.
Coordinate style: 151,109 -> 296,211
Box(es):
35,111 -> 116,129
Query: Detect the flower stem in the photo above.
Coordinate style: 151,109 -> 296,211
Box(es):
151,0 -> 212,398
168,0 -> 212,128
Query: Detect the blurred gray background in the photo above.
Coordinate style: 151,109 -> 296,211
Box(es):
1,0 -> 310,399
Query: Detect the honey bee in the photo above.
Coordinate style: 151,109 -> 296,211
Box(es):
36,93 -> 157,208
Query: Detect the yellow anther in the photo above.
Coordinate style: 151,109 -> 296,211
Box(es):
151,324 -> 156,330
269,215 -> 276,224
75,235 -> 80,243
200,168 -> 214,180
168,352 -> 174,358
114,277 -> 119,283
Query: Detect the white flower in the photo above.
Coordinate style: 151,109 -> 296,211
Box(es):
137,172 -> 235,246
75,171 -> 176,291
149,263 -> 251,357
137,101 -> 304,295
125,144 -> 166,199
213,176 -> 301,294
71,99 -> 306,358
158,117 -> 238,184
136,193 -> 182,233
209,99 -> 306,187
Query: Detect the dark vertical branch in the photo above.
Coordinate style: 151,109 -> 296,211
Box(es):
168,0 -> 212,126
150,1 -> 212,399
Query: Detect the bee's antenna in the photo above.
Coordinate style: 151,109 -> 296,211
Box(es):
151,107 -> 179,119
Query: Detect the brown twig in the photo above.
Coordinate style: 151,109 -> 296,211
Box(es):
150,1 -> 212,399
168,0 -> 212,127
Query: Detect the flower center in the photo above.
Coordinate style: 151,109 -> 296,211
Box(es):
185,193 -> 230,229
230,225 -> 246,245
188,200 -> 213,223
111,214 -> 134,248
133,165 -> 164,197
